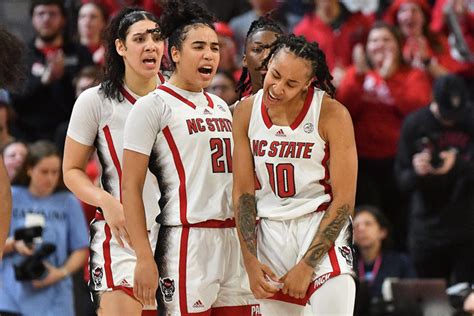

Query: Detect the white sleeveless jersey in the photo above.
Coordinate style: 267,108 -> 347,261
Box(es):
123,82 -> 234,226
248,87 -> 332,220
67,74 -> 165,229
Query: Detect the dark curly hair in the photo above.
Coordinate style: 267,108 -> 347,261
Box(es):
100,8 -> 160,101
260,34 -> 336,98
0,26 -> 25,90
236,14 -> 284,99
159,0 -> 215,70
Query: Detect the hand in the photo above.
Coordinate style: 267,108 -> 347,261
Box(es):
133,255 -> 158,307
100,193 -> 130,247
13,240 -> 35,256
432,149 -> 457,175
412,151 -> 434,176
48,50 -> 65,81
32,262 -> 67,288
353,43 -> 369,75
463,292 -> 474,313
280,260 -> 314,299
245,256 -> 280,299
379,49 -> 396,78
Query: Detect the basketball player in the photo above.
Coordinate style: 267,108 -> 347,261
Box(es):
62,8 -> 164,316
0,26 -> 24,259
121,1 -> 258,315
236,15 -> 283,100
233,34 -> 357,315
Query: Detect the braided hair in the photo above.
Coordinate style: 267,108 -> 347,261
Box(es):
100,8 -> 160,101
160,0 -> 215,70
236,14 -> 284,99
260,34 -> 336,98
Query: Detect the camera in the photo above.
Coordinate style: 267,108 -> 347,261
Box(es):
417,134 -> 443,169
13,226 -> 56,281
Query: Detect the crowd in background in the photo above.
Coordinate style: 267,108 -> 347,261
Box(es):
1,0 -> 473,315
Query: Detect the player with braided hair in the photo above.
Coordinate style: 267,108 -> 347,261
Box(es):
233,34 -> 357,315
236,14 -> 284,100
122,1 -> 259,315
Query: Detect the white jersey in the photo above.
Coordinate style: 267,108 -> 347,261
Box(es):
248,87 -> 332,220
124,82 -> 234,226
67,75 -> 165,229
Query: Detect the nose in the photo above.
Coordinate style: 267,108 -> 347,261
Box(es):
144,38 -> 156,52
272,81 -> 284,96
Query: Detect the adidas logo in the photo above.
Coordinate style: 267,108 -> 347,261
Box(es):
192,300 -> 205,308
120,279 -> 130,286
203,109 -> 212,115
275,129 -> 286,137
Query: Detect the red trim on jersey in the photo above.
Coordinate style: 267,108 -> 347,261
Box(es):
158,85 -> 214,109
211,304 -> 261,315
183,218 -> 235,228
261,86 -> 314,130
103,223 -> 114,288
290,86 -> 314,130
95,210 -> 105,220
319,144 -> 332,200
158,72 -> 166,84
103,125 -> 122,201
119,86 -> 138,105
112,285 -> 134,297
179,227 -> 190,315
162,126 -> 189,225
142,310 -> 158,316
329,245 -> 341,275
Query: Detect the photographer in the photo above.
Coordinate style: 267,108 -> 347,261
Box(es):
395,74 -> 474,287
0,141 -> 88,315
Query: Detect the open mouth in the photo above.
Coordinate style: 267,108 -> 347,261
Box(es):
143,58 -> 157,65
198,66 -> 213,75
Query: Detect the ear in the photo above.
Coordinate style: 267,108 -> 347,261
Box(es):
380,228 -> 388,241
242,54 -> 247,68
170,46 -> 180,64
115,38 -> 126,57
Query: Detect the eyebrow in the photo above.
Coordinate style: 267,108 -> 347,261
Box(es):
192,41 -> 220,46
272,69 -> 299,84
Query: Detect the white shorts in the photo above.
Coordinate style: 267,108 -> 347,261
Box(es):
257,211 -> 355,305
155,222 -> 258,315
89,215 -> 159,309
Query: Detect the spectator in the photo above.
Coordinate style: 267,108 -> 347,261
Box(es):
229,0 -> 300,59
395,74 -> 474,286
294,0 -> 373,87
214,22 -> 240,79
0,90 -> 15,149
81,0 -> 162,17
9,0 -> 93,143
384,0 -> 472,80
207,70 -> 239,105
353,205 -> 417,315
2,141 -> 28,181
77,2 -> 108,66
337,22 -> 432,250
0,141 -> 88,316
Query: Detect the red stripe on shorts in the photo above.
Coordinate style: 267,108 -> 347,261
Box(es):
179,227 -> 190,315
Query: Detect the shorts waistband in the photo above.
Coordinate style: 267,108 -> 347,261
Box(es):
166,218 -> 236,228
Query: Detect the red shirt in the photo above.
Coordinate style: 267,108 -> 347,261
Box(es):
337,66 -> 432,159
293,12 -> 372,71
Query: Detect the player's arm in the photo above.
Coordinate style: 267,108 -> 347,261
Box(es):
0,156 -> 12,259
303,97 -> 357,266
281,97 -> 357,299
232,97 -> 279,298
122,94 -> 164,307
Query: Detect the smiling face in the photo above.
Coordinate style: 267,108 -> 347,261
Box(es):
244,30 -> 280,92
366,26 -> 401,69
116,19 -> 164,80
171,24 -> 220,91
397,2 -> 425,37
262,48 -> 312,106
